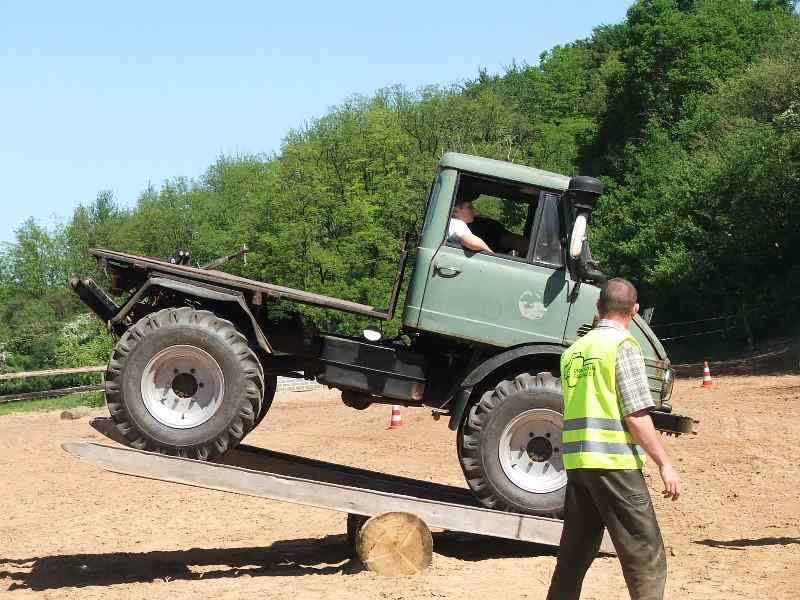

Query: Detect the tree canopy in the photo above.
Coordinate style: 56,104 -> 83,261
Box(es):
2,0 -> 799,381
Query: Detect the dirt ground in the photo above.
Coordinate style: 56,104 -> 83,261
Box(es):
1,371 -> 799,599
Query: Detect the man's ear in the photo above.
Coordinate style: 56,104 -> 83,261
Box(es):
633,302 -> 640,316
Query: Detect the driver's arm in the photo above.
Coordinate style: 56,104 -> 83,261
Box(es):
461,232 -> 492,253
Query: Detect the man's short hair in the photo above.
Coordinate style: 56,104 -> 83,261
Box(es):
456,188 -> 480,205
598,278 -> 638,317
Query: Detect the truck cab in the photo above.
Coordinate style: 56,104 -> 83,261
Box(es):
404,153 -> 672,409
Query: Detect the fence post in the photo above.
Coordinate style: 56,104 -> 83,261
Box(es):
740,302 -> 755,352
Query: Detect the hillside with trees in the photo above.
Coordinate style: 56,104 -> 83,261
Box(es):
2,0 -> 799,388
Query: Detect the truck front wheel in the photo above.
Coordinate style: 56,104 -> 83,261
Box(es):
105,307 -> 264,460
458,372 -> 566,516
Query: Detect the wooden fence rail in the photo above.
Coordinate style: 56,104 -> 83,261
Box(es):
0,366 -> 106,405
0,365 -> 105,381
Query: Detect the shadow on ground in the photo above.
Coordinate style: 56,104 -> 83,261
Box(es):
694,536 -> 800,550
0,531 -> 555,591
434,532 -> 557,561
1,535 -> 356,591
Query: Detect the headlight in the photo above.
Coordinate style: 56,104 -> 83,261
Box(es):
660,367 -> 675,404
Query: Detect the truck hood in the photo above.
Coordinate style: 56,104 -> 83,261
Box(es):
631,314 -> 667,361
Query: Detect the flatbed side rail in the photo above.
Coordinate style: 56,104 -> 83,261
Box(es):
63,441 -> 614,553
90,248 -> 392,321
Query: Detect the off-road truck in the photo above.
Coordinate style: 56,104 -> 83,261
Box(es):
71,152 -> 693,516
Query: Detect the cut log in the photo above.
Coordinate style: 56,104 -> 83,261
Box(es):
355,512 -> 432,576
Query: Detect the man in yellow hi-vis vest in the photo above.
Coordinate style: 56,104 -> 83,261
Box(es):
547,278 -> 681,600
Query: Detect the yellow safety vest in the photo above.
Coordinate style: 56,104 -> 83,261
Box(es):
560,326 -> 646,470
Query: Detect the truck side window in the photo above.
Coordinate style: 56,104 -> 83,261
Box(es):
531,194 -> 564,267
447,173 -> 539,259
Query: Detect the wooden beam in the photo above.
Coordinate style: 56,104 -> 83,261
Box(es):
0,366 -> 105,381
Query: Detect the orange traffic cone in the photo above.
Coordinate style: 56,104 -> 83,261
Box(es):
388,405 -> 403,429
701,361 -> 714,388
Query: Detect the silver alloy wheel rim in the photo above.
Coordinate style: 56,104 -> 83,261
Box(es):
498,408 -> 566,494
141,345 -> 225,429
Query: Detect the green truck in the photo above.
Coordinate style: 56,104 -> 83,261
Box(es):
71,152 -> 693,517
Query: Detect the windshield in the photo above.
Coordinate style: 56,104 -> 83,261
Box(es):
420,171 -> 443,238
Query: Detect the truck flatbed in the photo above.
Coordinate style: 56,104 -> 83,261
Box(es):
63,427 -> 614,556
91,248 -> 392,320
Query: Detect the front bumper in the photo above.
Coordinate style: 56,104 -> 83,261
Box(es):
651,410 -> 696,436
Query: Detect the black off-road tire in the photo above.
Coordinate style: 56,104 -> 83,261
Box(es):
254,373 -> 277,428
458,372 -> 566,516
105,307 -> 264,460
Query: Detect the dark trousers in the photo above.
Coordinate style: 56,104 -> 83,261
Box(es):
546,468 -> 667,600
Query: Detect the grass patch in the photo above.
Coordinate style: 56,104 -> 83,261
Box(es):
0,392 -> 105,417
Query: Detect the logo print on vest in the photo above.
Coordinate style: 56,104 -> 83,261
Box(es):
563,352 -> 600,388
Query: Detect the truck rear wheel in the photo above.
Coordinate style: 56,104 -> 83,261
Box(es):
105,307 -> 264,460
254,373 -> 277,428
458,372 -> 566,516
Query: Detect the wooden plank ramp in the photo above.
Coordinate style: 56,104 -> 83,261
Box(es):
62,437 -> 614,554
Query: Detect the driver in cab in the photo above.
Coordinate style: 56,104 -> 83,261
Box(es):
448,191 -> 529,255
448,196 -> 493,253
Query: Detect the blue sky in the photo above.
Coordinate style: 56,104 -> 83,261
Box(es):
0,1 -> 634,244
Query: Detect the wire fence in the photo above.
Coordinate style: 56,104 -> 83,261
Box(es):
0,366 -> 106,405
650,295 -> 800,346
0,366 -> 323,406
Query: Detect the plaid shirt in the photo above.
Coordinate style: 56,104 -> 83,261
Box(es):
595,319 -> 655,417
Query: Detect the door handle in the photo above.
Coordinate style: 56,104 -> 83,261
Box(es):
434,263 -> 461,277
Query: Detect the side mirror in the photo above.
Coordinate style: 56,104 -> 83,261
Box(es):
569,214 -> 587,259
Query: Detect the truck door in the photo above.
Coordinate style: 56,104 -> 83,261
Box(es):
417,191 -> 570,347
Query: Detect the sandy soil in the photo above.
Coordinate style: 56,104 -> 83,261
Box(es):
1,372 -> 799,599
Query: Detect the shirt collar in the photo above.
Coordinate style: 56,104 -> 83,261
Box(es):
596,319 -> 628,332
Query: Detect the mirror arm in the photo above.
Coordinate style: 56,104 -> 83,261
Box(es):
576,243 -> 608,284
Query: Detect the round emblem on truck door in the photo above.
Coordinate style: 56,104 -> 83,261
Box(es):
518,290 -> 546,320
